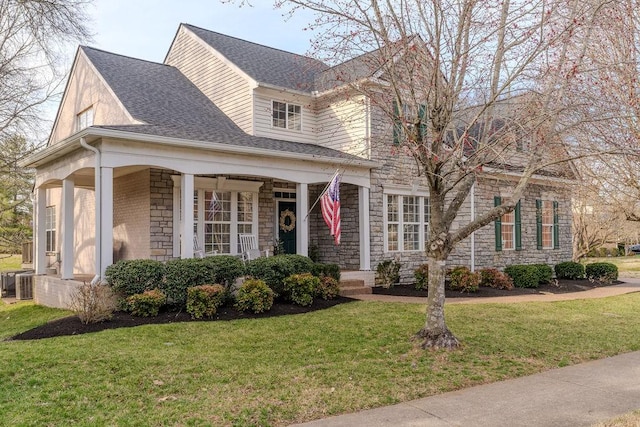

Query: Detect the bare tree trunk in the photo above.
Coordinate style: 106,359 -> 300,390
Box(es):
415,256 -> 459,349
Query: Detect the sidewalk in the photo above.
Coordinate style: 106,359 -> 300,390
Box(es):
295,351 -> 640,426
351,276 -> 640,304
293,278 -> 640,427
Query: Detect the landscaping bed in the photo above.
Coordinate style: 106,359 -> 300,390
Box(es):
9,296 -> 355,341
373,278 -> 623,298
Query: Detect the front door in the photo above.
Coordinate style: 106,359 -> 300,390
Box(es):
278,201 -> 297,254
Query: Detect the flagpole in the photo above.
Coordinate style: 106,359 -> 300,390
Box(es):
305,169 -> 340,220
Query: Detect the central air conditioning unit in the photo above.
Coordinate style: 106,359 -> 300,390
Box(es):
15,273 -> 34,300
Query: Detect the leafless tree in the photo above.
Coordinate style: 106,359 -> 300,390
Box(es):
229,0 -> 632,348
0,0 -> 92,143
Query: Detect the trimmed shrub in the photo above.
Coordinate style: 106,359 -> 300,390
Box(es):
316,276 -> 340,300
200,256 -> 245,290
414,263 -> 429,290
479,268 -> 514,290
448,266 -> 480,293
554,261 -> 585,280
283,273 -> 319,306
376,259 -> 401,288
104,259 -> 165,297
532,264 -> 553,284
162,258 -> 211,307
68,283 -> 117,324
504,265 -> 540,288
186,284 -> 225,319
310,263 -> 341,282
235,279 -> 274,314
245,255 -> 314,298
126,289 -> 166,317
585,262 -> 618,282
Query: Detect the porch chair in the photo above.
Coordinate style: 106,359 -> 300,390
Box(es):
193,235 -> 217,258
239,234 -> 269,262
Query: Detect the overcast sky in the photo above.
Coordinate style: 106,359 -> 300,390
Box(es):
88,0 -> 316,62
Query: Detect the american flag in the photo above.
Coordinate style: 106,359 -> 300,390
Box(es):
321,173 -> 341,245
208,192 -> 221,220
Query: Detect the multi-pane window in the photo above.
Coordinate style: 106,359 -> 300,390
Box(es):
385,194 -> 429,252
501,210 -> 515,250
76,106 -> 94,131
541,200 -> 554,249
193,189 -> 257,255
272,101 -> 301,130
45,206 -> 56,253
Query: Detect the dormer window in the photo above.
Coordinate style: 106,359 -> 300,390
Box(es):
272,101 -> 301,131
77,106 -> 94,131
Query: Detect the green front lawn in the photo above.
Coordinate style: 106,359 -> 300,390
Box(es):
1,296 -> 640,426
0,254 -> 22,271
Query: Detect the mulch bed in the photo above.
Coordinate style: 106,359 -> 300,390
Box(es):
8,297 -> 356,341
373,278 -> 623,298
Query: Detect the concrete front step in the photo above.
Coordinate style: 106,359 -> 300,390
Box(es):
339,279 -> 372,296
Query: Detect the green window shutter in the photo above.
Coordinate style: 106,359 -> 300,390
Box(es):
393,100 -> 401,145
515,200 -> 522,251
418,104 -> 427,141
553,201 -> 560,249
494,196 -> 502,251
536,199 -> 543,250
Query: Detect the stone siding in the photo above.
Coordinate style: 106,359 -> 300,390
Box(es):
149,169 -> 175,261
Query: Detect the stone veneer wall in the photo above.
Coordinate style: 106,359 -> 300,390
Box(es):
310,183 -> 360,270
149,169 -> 175,261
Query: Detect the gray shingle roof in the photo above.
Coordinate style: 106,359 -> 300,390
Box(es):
184,24 -> 329,92
80,46 -> 361,162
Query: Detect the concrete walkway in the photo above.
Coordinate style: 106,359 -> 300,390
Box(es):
295,351 -> 640,426
293,278 -> 640,427
351,276 -> 640,304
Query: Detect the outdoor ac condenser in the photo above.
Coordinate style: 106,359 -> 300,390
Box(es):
15,273 -> 34,300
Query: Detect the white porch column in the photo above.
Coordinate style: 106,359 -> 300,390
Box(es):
358,186 -> 371,270
60,179 -> 75,279
100,167 -> 113,277
34,188 -> 47,274
296,183 -> 309,257
181,173 -> 194,258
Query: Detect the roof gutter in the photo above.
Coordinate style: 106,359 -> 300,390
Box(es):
22,127 -> 379,169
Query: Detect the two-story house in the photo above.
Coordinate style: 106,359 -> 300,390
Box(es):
22,24 -> 574,308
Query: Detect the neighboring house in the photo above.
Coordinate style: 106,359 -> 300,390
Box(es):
22,23 -> 574,308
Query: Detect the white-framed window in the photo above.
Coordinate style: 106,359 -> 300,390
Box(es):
384,193 -> 429,252
76,106 -> 94,131
501,210 -> 515,250
541,200 -> 554,249
45,206 -> 56,253
272,101 -> 301,131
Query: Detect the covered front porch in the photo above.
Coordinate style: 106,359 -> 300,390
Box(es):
29,133 -> 376,284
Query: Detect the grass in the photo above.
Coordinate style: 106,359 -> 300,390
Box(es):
0,254 -> 22,271
594,410 -> 640,427
1,295 -> 640,426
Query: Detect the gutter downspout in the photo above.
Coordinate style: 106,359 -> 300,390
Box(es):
80,137 -> 102,284
470,181 -> 476,272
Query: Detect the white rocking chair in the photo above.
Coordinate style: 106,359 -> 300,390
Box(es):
239,234 -> 269,262
193,235 -> 218,258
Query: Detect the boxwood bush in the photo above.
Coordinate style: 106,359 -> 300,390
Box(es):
105,259 -> 165,297
532,264 -> 553,284
200,256 -> 245,290
162,258 -> 212,306
245,255 -> 314,298
235,278 -> 274,314
283,273 -> 320,306
554,261 -> 585,280
585,262 -> 618,282
504,265 -> 540,288
186,284 -> 225,319
316,276 -> 340,300
310,263 -> 341,282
